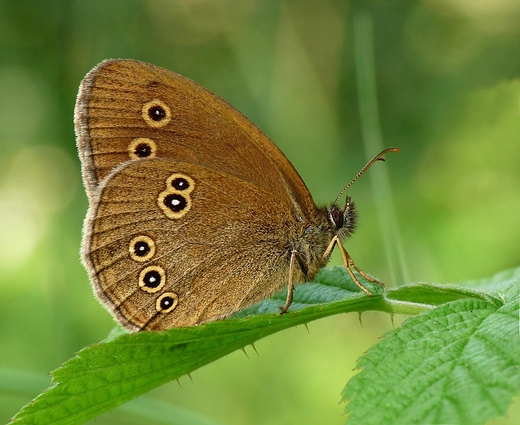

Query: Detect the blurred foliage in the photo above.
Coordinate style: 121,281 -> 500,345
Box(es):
0,0 -> 519,424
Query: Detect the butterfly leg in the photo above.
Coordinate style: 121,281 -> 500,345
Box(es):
348,258 -> 385,287
321,235 -> 337,259
280,250 -> 297,315
324,236 -> 384,296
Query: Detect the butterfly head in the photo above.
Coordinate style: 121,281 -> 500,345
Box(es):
328,196 -> 357,240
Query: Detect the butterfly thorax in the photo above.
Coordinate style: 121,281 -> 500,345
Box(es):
293,196 -> 357,282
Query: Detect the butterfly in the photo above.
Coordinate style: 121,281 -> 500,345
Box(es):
75,59 -> 397,331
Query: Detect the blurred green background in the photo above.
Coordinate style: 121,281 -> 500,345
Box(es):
1,1 -> 519,424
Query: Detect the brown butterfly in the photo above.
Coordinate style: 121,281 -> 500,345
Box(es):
75,59 -> 398,331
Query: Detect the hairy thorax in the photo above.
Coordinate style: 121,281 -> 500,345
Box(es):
291,208 -> 335,282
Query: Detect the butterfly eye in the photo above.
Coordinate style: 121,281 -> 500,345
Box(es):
139,266 -> 166,293
156,292 -> 179,313
142,99 -> 171,128
329,208 -> 344,228
129,235 -> 156,262
128,138 -> 157,160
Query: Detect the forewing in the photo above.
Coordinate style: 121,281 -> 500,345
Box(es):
75,59 -> 315,218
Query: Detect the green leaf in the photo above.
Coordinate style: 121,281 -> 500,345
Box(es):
342,273 -> 520,425
8,268 -> 387,425
9,267 -> 519,425
385,282 -> 503,306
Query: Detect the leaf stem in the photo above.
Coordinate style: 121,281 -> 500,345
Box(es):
379,297 -> 435,315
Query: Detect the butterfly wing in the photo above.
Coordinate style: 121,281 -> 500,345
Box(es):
75,59 -> 315,218
83,158 -> 296,331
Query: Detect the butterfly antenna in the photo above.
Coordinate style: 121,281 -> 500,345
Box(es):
333,147 -> 399,206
